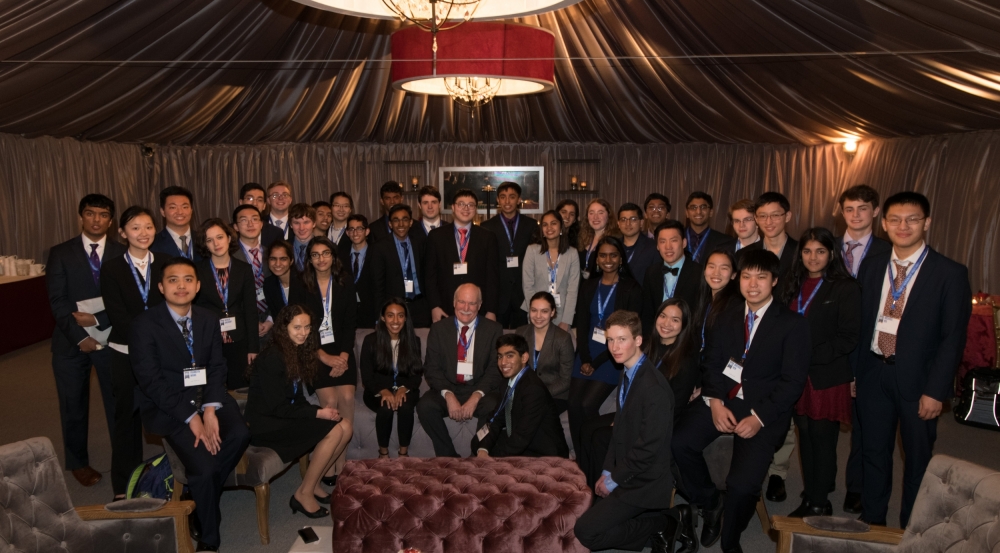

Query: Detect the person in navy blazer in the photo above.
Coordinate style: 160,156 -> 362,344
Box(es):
262,240 -> 311,320
853,192 -> 971,528
130,257 -> 250,552
616,203 -> 659,286
480,182 -> 539,329
339,214 -> 378,329
410,186 -> 444,240
368,181 -> 403,245
683,192 -> 736,264
641,221 -> 703,341
371,204 -> 432,328
45,194 -> 127,486
149,186 -> 202,261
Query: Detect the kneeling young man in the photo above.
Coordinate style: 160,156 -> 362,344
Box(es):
574,310 -> 681,553
129,258 -> 251,552
672,249 -> 810,553
472,333 -> 569,458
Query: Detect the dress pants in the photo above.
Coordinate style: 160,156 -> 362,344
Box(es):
52,346 -> 115,470
497,304 -> 528,330
221,340 -> 248,390
164,395 -> 250,548
672,400 -> 789,550
845,397 -> 864,495
578,412 -> 615,488
416,389 -> 498,457
362,388 -> 419,448
857,359 -> 937,527
794,415 -> 840,504
110,350 -> 143,495
567,377 -> 616,460
406,296 -> 432,329
766,421 -> 797,480
574,494 -> 667,551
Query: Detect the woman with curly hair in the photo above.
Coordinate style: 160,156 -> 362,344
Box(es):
245,304 -> 352,519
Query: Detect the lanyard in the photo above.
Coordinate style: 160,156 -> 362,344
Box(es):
238,240 -> 264,281
455,226 -> 471,262
397,238 -> 412,277
491,367 -> 528,423
662,264 -> 680,300
743,311 -> 756,362
179,318 -> 196,365
532,348 -> 541,369
391,342 -> 399,386
887,247 -> 928,309
321,276 -> 333,325
619,354 -> 646,406
125,253 -> 151,310
585,244 -> 596,268
686,228 -> 708,262
796,279 -> 823,315
456,317 -> 478,356
847,237 -> 873,278
501,216 -> 519,255
280,283 -> 288,305
596,281 -> 618,327
210,260 -> 230,313
700,304 -> 711,350
545,250 -> 558,286
291,378 -> 300,402
330,226 -> 345,244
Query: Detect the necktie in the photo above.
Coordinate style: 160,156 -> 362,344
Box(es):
457,325 -> 470,382
178,317 -> 193,354
401,242 -> 415,298
877,262 -> 909,356
353,252 -> 360,281
621,371 -> 632,405
89,244 -> 101,286
458,228 -> 469,261
845,241 -> 862,274
504,386 -> 514,436
179,235 -> 190,259
662,266 -> 679,276
729,311 -> 755,399
296,244 -> 306,269
249,248 -> 267,314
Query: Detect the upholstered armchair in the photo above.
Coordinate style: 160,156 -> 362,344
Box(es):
773,454 -> 1000,552
0,437 -> 195,553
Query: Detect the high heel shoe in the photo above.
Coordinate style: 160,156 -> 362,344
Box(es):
321,475 -> 337,487
398,449 -> 409,457
290,495 -> 329,519
315,493 -> 331,505
378,448 -> 390,459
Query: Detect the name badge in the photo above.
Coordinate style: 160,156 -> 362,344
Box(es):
256,288 -> 266,302
457,361 -> 474,383
184,367 -> 207,387
476,425 -> 490,441
453,262 -> 468,275
553,293 -> 561,307
723,357 -> 743,383
219,317 -> 237,332
581,270 -> 590,279
875,315 -> 900,335
319,327 -> 335,345
592,327 -> 606,344
506,256 -> 519,268
404,280 -> 415,294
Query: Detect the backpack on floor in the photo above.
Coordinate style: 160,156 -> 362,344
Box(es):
954,368 -> 1000,431
126,453 -> 176,499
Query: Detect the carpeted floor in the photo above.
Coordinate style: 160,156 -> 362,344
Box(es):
2,339 -> 999,553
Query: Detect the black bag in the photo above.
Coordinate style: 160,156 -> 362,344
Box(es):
954,368 -> 1000,431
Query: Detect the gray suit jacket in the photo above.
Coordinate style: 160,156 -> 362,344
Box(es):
515,323 -> 574,400
423,316 -> 505,399
520,245 -> 580,326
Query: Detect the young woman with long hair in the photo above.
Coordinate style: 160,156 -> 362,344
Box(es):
576,198 -> 620,279
521,210 -> 580,330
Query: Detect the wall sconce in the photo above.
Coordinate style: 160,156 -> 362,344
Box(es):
843,139 -> 858,160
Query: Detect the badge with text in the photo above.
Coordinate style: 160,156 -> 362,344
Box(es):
476,425 -> 490,441
506,256 -> 519,268
723,357 -> 744,399
256,288 -> 266,302
592,327 -> 606,344
404,280 -> 415,294
219,317 -> 237,332
457,361 -> 474,383
875,315 -> 900,336
553,293 -> 562,307
453,262 -> 468,275
319,326 -> 335,345
183,366 -> 207,387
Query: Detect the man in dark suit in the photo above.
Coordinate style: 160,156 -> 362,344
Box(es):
45,194 -> 127,487
424,188 -> 501,322
835,184 -> 893,514
368,181 -> 403,244
672,249 -> 811,552
641,220 -> 702,339
410,186 -> 443,239
150,186 -> 202,261
371,204 -> 431,327
480,182 -> 538,329
471,333 -> 568,458
684,191 -> 735,263
130,258 -> 250,552
238,183 -> 282,247
854,192 -> 971,528
264,181 -> 294,241
339,214 -> 377,328
416,284 -> 504,457
736,192 -> 798,280
231,205 -> 273,338
618,202 -> 659,286
574,310 -> 681,553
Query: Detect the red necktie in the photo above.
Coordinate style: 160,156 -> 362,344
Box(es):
458,228 -> 469,262
728,311 -> 754,399
457,325 -> 470,382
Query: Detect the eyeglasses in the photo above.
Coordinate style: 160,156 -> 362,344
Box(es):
687,204 -> 711,212
454,202 -> 477,210
346,227 -> 366,233
237,216 -> 261,225
309,251 -> 334,259
269,193 -> 291,200
390,217 -> 412,224
733,217 -> 755,225
756,212 -> 787,222
647,206 -> 667,212
885,216 -> 926,227
618,216 -> 640,223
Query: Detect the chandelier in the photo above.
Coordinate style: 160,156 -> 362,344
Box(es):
383,0 -> 482,32
291,0 -> 583,21
444,76 -> 502,109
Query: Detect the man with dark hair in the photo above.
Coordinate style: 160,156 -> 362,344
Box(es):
574,309 -> 682,553
371,204 -> 431,327
151,185 -> 201,261
130,257 -> 250,553
617,202 -> 658,285
684,191 -> 735,263
672,249 -> 810,553
264,181 -> 293,240
424,189 -> 500,322
327,192 -> 354,245
231,205 -> 273,338
288,203 -> 316,271
240,183 -> 282,247
312,201 -> 333,236
643,193 -> 673,238
340,214 -> 377,329
412,186 -> 443,238
854,191 -> 971,528
736,191 -> 798,279
471,333 -> 568,458
369,181 -> 403,244
481,182 -> 538,329
45,194 -> 126,487
640,220 -> 702,339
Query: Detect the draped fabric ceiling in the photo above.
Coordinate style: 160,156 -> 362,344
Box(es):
2,0 -> 1000,145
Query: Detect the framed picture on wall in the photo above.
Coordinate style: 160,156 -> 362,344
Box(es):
440,166 -> 544,215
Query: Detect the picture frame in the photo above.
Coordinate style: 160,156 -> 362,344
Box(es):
439,166 -> 545,214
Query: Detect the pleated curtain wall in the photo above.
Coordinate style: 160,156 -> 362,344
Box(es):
1,130 -> 997,291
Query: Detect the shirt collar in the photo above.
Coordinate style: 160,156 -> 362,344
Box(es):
167,305 -> 193,325
240,236 -> 262,250
844,230 -> 872,247
83,234 -> 107,248
394,234 -> 412,246
623,355 -> 644,380
128,250 -> 153,265
688,226 -> 708,239
664,255 -> 686,270
892,241 -> 926,265
165,226 -> 190,241
508,366 -> 528,386
454,221 -> 473,231
352,243 -> 368,255
501,212 -> 518,223
272,214 -> 288,225
744,295 -> 774,319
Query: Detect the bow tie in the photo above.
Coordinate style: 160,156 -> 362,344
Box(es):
662,266 -> 679,276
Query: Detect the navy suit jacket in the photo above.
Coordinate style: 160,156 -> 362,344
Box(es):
686,227 -> 735,264
130,303 -> 230,436
368,215 -> 393,245
150,228 -> 202,262
46,235 -> 127,353
640,253 -> 703,339
480,213 -> 538,315
836,234 -> 892,276
625,234 -> 659,286
259,225 -> 284,249
735,235 -> 799,280
852,246 -> 972,401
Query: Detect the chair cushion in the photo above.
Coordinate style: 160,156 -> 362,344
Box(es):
331,457 -> 591,553
89,517 -> 178,553
232,446 -> 290,488
804,516 -> 870,533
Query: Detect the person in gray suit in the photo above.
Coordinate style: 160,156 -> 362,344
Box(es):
416,283 -> 504,457
520,210 -> 580,330
515,292 -> 574,413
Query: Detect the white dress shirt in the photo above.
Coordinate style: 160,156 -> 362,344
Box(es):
82,234 -> 107,260
423,218 -> 441,235
165,227 -> 193,255
842,231 -> 873,277
871,242 -> 926,355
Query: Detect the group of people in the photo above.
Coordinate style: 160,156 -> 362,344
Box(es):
46,179 -> 971,553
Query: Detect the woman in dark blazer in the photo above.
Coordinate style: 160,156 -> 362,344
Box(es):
515,291 -> 574,413
245,304 -> 352,519
195,218 -> 259,390
780,227 -> 860,517
262,240 -> 310,319
359,298 -> 423,458
101,206 -> 168,499
567,235 -> 642,456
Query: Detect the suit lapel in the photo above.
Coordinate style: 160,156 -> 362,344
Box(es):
898,248 -> 937,326
746,304 -> 779,363
157,304 -> 193,363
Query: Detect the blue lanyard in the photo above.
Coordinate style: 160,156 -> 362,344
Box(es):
210,260 -> 229,313
455,317 -> 478,356
238,240 -> 264,281
596,281 -> 618,327
125,253 -> 151,310
291,378 -> 300,403
686,228 -> 708,262
491,367 -> 528,423
532,348 -> 541,369
846,237 -> 874,278
279,282 -> 288,305
545,250 -> 558,286
180,318 -> 196,365
455,226 -> 471,262
619,354 -> 646,406
743,311 -> 756,362
322,276 -> 333,322
501,216 -> 519,256
330,226 -> 345,244
584,245 -> 595,268
662,264 -> 680,300
396,238 -> 412,277
700,304 -> 711,350
888,247 -> 928,309
796,280 -> 823,315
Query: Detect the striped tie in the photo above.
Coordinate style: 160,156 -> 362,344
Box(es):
250,248 -> 268,315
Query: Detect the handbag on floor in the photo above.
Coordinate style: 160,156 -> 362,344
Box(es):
125,453 -> 176,499
954,368 -> 1000,431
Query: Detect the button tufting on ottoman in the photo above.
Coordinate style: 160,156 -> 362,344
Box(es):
331,457 -> 592,553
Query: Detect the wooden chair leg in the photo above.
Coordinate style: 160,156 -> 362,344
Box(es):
254,483 -> 271,545
756,497 -> 773,536
669,487 -> 676,508
299,454 -> 310,480
171,482 -> 184,502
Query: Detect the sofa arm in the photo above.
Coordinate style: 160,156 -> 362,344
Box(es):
77,501 -> 195,553
773,516 -> 903,553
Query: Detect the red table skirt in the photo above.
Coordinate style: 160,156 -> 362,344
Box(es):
0,276 -> 55,356
958,304 -> 998,393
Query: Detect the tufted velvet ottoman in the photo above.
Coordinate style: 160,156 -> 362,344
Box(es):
331,457 -> 592,553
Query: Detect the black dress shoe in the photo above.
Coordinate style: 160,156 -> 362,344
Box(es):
650,510 -> 682,553
788,498 -> 835,518
321,475 -> 337,487
699,492 -> 725,548
189,514 -> 202,541
843,492 -> 862,514
722,545 -> 743,553
674,504 -> 699,553
195,542 -> 219,552
765,475 -> 787,502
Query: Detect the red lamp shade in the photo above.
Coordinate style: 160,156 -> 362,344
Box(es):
391,22 -> 555,96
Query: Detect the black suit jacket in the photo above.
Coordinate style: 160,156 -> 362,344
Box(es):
481,213 -> 538,315
799,278 -> 861,389
424,223 -> 500,315
359,332 -> 423,395
259,225 -> 284,249
640,253 -> 703,339
853,247 -> 972,401
423,316 -> 504,397
46,235 -> 127,353
574,276 -> 642,367
475,367 -> 569,458
686,227 -> 735,263
244,348 -> 320,436
303,275 -> 357,360
101,253 -> 169,346
735,235 -> 799,280
603,357 -> 674,509
371,235 -> 426,311
194,258 -> 260,352
836,234 -> 892,277
703,300 -> 811,427
150,228 -> 202,262
624,234 -> 659,286
340,245 -> 377,328
368,215 -> 393,244
648,343 -> 701,417
130,303 -> 231,436
262,272 -> 310,321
